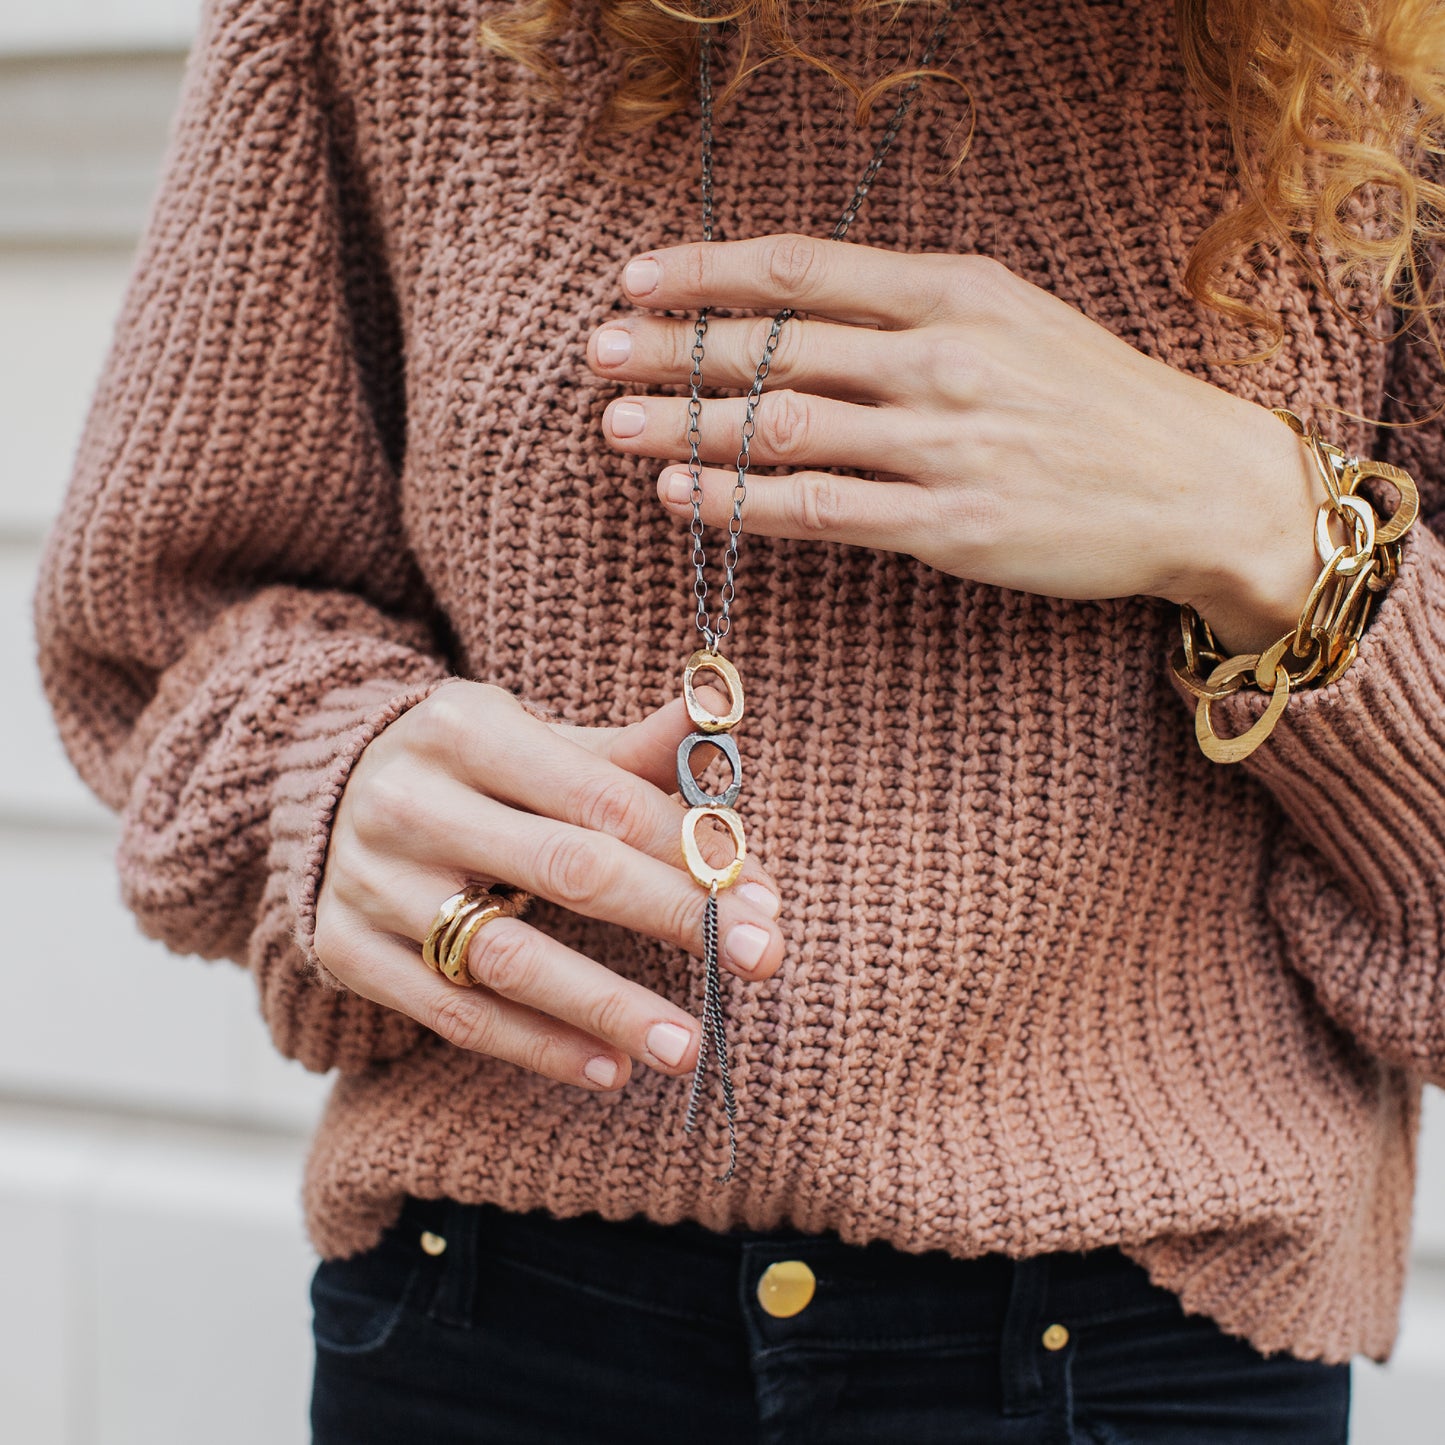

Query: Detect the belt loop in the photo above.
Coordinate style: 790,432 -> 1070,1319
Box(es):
425,1197 -> 482,1328
999,1254 -> 1049,1417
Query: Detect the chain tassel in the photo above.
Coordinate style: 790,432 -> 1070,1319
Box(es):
677,654 -> 747,1182
683,882 -> 737,1183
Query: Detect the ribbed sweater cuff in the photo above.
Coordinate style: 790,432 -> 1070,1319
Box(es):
1168,518 -> 1445,873
269,672 -> 460,993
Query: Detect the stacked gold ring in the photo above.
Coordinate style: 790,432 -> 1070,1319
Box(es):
421,882 -> 534,986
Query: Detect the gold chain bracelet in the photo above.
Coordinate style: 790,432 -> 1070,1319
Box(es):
1169,408 -> 1420,764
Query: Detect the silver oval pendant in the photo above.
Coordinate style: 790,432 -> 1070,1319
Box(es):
676,731 -> 742,810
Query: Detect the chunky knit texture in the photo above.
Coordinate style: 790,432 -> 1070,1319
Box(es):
31,0 -> 1445,1364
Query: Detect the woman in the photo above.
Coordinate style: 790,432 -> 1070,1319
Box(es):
31,0 -> 1445,1439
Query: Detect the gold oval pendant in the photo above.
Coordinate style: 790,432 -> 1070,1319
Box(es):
680,806 -> 746,890
684,649 -> 745,733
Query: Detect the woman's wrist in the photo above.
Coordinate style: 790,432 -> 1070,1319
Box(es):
1179,403 -> 1329,657
1169,403 -> 1421,763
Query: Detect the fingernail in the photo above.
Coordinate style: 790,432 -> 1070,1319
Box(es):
647,1021 -> 692,1067
736,882 -> 781,918
596,329 -> 632,365
584,1056 -> 619,1088
662,468 -> 691,504
724,923 -> 770,973
624,256 -> 662,295
609,401 -> 646,438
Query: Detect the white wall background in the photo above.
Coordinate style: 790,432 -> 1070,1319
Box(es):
1,11 -> 328,1444
1,6 -> 1443,1442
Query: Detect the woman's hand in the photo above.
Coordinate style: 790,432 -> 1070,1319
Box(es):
312,680 -> 784,1093
587,234 -> 1328,656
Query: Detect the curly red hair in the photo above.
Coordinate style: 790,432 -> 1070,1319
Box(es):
481,1 -> 1445,421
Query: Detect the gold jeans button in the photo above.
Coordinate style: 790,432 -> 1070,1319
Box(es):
756,1259 -> 816,1318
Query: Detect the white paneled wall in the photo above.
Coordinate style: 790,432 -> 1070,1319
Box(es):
0,4 -> 195,57
1,21 -> 328,1445
2,9 -> 1442,1444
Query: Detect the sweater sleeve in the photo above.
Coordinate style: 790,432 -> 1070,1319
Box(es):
1165,324 -> 1445,1086
32,0 -> 464,1075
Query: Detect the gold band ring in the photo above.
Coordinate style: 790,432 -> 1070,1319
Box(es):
421,883 -> 534,987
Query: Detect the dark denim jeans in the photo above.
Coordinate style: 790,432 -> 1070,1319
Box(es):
309,1194 -> 1351,1444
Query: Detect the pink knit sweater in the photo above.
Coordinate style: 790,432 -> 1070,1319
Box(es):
31,0 -> 1445,1364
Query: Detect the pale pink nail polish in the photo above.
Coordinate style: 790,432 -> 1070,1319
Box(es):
647,1021 -> 692,1066
662,469 -> 691,504
609,401 -> 646,437
624,257 -> 662,295
737,882 -> 781,918
596,329 -> 632,365
584,1056 -> 619,1088
725,923 -> 770,973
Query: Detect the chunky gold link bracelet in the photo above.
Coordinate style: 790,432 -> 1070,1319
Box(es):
1169,408 -> 1420,764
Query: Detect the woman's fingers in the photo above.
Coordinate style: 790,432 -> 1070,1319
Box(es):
318,680 -> 787,1094
550,685 -> 741,799
601,388 -> 918,476
618,233 -> 963,328
319,926 -> 642,1092
409,788 -> 784,982
654,462 -> 937,554
367,883 -> 707,1076
588,314 -> 915,404
421,683 -> 781,915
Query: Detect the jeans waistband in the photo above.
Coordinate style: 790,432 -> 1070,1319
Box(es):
394,1194 -> 1184,1346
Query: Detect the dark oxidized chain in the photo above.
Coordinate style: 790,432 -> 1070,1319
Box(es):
678,0 -> 962,1186
685,0 -> 963,652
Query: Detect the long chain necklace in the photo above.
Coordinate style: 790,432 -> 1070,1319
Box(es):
676,0 -> 964,1184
